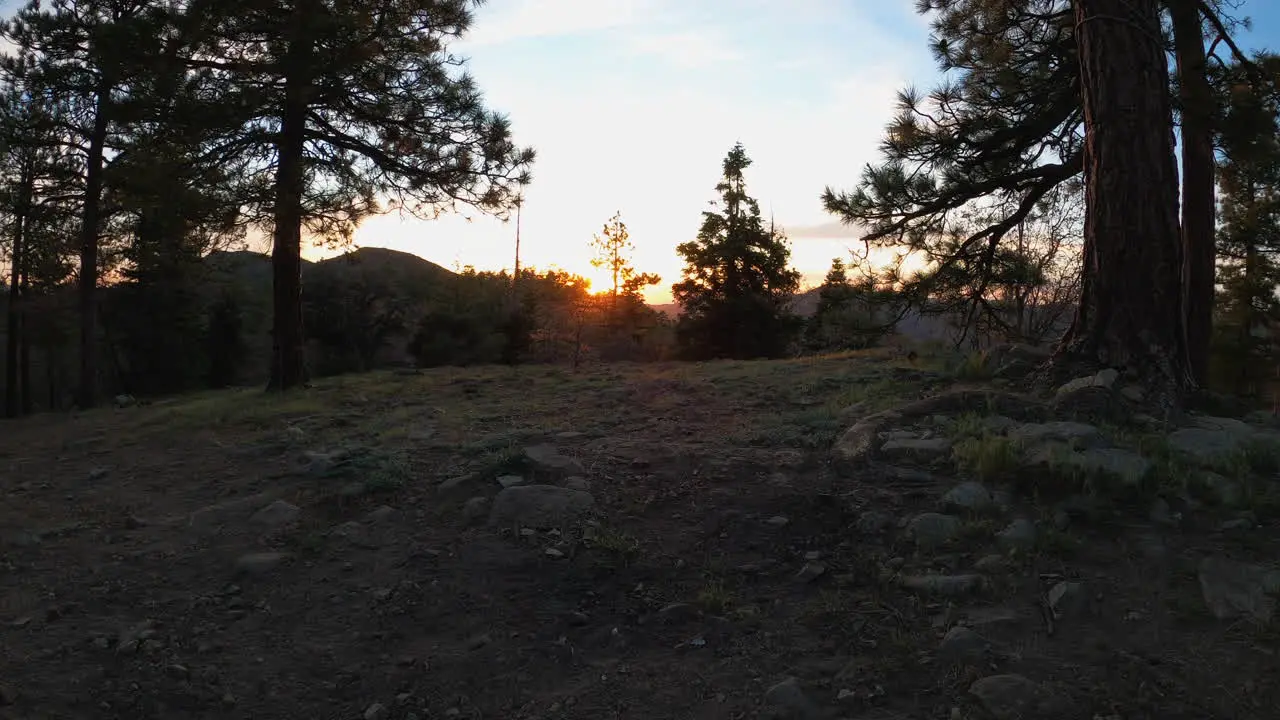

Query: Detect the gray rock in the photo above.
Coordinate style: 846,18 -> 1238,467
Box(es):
113,394 -> 137,408
1056,368 -> 1119,397
523,444 -> 586,477
856,510 -> 895,535
995,519 -> 1037,552
249,500 -> 301,528
899,574 -> 987,597
437,474 -> 477,492
794,562 -> 826,583
1046,581 -> 1091,620
880,437 -> 953,461
1167,428 -> 1247,465
189,491 -> 282,531
905,513 -> 963,548
1148,498 -> 1181,527
833,418 -> 884,466
1051,447 -> 1152,488
1120,385 -> 1145,403
937,625 -> 988,663
564,476 -> 591,491
766,515 -> 791,528
969,674 -> 1059,720
763,677 -> 820,719
488,485 -> 595,529
940,481 -> 994,513
462,496 -> 490,524
1009,421 -> 1104,448
497,474 -> 527,489
234,552 -> 291,576
364,505 -> 399,523
1220,517 -> 1254,533
1198,557 -> 1280,622
329,521 -> 378,549
1199,473 -> 1245,507
364,703 -> 389,720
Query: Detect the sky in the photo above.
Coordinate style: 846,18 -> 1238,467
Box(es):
2,1 -> 1279,302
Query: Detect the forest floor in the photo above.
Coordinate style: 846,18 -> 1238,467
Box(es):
2,349 -> 1279,720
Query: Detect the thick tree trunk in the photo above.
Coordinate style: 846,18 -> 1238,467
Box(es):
267,10 -> 312,392
1170,0 -> 1216,386
1060,0 -> 1192,400
75,83 -> 112,409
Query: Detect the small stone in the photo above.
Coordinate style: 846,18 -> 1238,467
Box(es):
249,500 -> 301,528
940,482 -> 994,513
763,677 -> 820,719
880,437 -> 953,460
164,664 -> 189,679
765,516 -> 790,528
467,633 -> 492,651
523,444 -> 586,476
544,547 -> 565,559
564,476 -> 591,491
88,467 -> 110,481
462,496 -> 490,523
497,475 -> 526,489
794,562 -> 826,583
1046,581 -> 1091,620
974,554 -> 1009,573
1220,518 -> 1254,533
996,519 -> 1037,552
438,474 -> 475,492
937,625 -> 988,663
905,513 -> 963,549
969,674 -> 1056,720
364,505 -> 399,523
1198,556 -> 1280,622
1148,498 -> 1180,527
364,702 -> 389,720
658,603 -> 700,624
803,550 -> 822,561
856,510 -> 894,534
488,485 -> 594,529
234,552 -> 291,576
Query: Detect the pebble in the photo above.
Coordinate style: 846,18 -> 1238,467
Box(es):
364,703 -> 389,720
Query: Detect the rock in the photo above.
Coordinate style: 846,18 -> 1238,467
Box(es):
1220,517 -> 1254,533
899,574 -> 987,597
794,562 -> 826,583
1054,385 -> 1130,425
974,554 -> 1009,573
1198,557 -> 1280,623
564,476 -> 591,491
462,497 -> 490,524
437,474 -> 477,492
234,552 -> 291,576
488,485 -> 595,529
763,677 -> 820,720
1046,581 -> 1091,621
365,703 -> 389,720
544,547 -> 565,559
906,513 -> 963,549
940,481 -> 994,513
1043,447 -> 1152,489
765,515 -> 790,528
1199,473 -> 1245,507
937,625 -> 988,663
833,418 -> 885,467
995,519 -> 1037,552
189,491 -> 283,531
88,467 -> 110,481
1167,428 -> 1247,465
330,521 -> 378,548
364,505 -> 399,523
1148,498 -> 1181,527
1056,368 -> 1120,397
113,394 -> 137,408
1008,421 -> 1104,449
969,674 -> 1060,720
249,500 -> 301,528
856,510 -> 894,534
497,475 -> 527,489
658,603 -> 701,624
880,437 -> 953,461
1120,385 -> 1145,403
523,444 -> 586,477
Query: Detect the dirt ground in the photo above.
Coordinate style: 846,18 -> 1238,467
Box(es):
2,351 -> 1278,719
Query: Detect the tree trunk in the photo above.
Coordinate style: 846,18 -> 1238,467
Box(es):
5,162 -> 31,417
1059,0 -> 1192,401
267,9 -> 313,392
1170,0 -> 1215,386
75,82 -> 112,409
18,262 -> 31,416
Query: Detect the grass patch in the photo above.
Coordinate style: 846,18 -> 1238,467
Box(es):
583,524 -> 641,559
695,578 -> 736,616
952,434 -> 1022,482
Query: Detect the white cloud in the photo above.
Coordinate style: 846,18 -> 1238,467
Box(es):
625,30 -> 744,68
463,0 -> 662,46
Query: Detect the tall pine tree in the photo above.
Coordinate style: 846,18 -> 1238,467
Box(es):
673,143 -> 800,360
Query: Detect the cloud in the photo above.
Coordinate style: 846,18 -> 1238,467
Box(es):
785,220 -> 868,240
464,0 -> 661,46
626,30 -> 744,68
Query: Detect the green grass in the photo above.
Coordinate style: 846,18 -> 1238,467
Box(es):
952,434 -> 1022,482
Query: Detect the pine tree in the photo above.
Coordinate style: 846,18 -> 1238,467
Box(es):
673,143 -> 800,360
1211,53 -> 1280,398
189,0 -> 535,391
589,210 -> 659,339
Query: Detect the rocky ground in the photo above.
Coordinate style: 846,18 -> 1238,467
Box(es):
2,348 -> 1279,720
